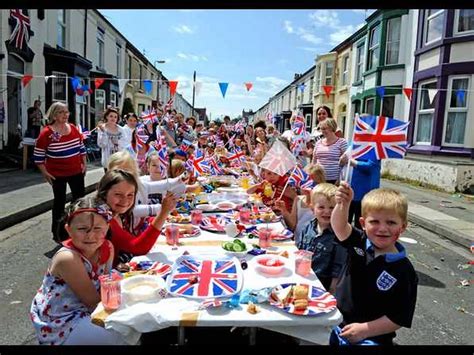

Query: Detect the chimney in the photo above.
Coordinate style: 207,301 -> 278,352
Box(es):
294,73 -> 301,81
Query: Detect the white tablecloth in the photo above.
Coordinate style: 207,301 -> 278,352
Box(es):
102,219 -> 343,344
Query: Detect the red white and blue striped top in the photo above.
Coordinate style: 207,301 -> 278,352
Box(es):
33,125 -> 86,177
312,138 -> 348,181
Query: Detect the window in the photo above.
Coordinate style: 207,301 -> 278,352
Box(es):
52,71 -> 67,102
57,10 -> 66,48
367,25 -> 380,70
127,55 -> 132,79
340,55 -> 349,86
315,65 -> 321,92
415,80 -> 437,143
305,114 -> 312,132
456,9 -> 474,34
139,65 -> 143,90
95,89 -> 106,119
325,62 -> 334,85
444,77 -> 469,145
288,91 -> 292,110
424,10 -> 444,44
138,104 -> 145,114
365,98 -> 375,115
309,76 -> 314,101
97,28 -> 105,69
110,92 -> 117,108
381,96 -> 395,117
353,100 -> 361,116
355,43 -> 364,82
385,17 -> 401,65
116,43 -> 121,77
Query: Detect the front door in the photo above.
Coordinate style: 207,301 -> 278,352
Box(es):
7,75 -> 22,153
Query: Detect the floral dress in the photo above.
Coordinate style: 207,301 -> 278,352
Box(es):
30,240 -> 112,345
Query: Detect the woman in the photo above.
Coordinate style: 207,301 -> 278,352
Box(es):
97,107 -> 128,171
311,118 -> 348,184
314,106 -> 343,139
33,102 -> 87,242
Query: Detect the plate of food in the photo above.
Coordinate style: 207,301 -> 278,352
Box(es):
176,224 -> 201,238
200,216 -> 230,232
216,187 -> 246,193
215,201 -> 237,211
195,204 -> 218,212
269,283 -> 337,316
256,227 -> 293,241
221,239 -> 249,256
166,213 -> 192,224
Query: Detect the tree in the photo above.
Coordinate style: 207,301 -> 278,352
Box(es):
122,98 -> 135,120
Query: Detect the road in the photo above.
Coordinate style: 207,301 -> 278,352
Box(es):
0,211 -> 472,345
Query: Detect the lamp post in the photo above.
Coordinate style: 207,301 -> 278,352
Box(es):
154,60 -> 166,108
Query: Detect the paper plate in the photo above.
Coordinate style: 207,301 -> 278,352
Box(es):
200,216 -> 230,232
166,254 -> 243,299
269,283 -> 337,316
195,204 -> 218,212
256,227 -> 293,241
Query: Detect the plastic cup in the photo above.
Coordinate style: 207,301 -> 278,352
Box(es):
295,250 -> 313,277
258,228 -> 272,248
240,176 -> 250,189
239,207 -> 251,224
165,224 -> 180,246
191,210 -> 203,224
99,274 -> 122,311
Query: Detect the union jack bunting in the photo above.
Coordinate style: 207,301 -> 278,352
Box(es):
169,257 -> 240,298
191,149 -> 210,176
259,139 -> 296,177
288,165 -> 315,189
227,147 -> 246,167
352,115 -> 409,160
9,10 -> 31,50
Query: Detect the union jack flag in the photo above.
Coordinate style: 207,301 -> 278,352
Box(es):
78,125 -> 91,140
169,257 -> 239,298
291,111 -> 306,136
227,147 -> 246,167
214,135 -> 224,148
151,136 -> 168,177
180,138 -> 193,152
271,284 -> 337,316
200,216 -> 228,232
288,165 -> 315,189
352,115 -> 409,160
234,120 -> 245,134
164,97 -> 174,111
259,139 -> 296,177
141,110 -> 158,125
207,156 -> 224,175
9,10 -> 31,50
191,149 -> 209,177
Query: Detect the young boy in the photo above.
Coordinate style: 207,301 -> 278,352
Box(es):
330,182 -> 418,345
296,183 -> 347,294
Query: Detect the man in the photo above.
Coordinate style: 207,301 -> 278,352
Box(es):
27,99 -> 43,138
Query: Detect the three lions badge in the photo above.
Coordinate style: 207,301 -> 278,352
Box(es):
376,271 -> 397,291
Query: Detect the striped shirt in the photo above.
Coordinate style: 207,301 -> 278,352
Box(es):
33,125 -> 86,177
312,138 -> 348,181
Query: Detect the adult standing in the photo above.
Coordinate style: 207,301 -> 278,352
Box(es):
97,107 -> 127,171
312,105 -> 343,139
312,118 -> 348,184
33,102 -> 87,242
27,99 -> 43,138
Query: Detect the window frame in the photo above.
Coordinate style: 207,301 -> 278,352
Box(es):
341,55 -> 349,86
367,25 -> 380,71
51,71 -> 68,103
385,17 -> 401,65
442,75 -> 470,147
315,65 -> 321,92
57,9 -> 66,48
95,89 -> 106,120
355,42 -> 365,82
414,79 -> 438,145
365,97 -> 375,115
97,27 -> 105,70
454,9 -> 474,36
424,9 -> 444,45
324,61 -> 334,86
110,91 -> 117,109
381,95 -> 395,117
116,43 -> 122,77
139,65 -> 144,90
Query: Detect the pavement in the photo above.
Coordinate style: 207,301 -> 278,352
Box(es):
0,164 -> 473,251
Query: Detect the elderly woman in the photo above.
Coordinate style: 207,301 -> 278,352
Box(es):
311,118 -> 348,184
33,102 -> 87,242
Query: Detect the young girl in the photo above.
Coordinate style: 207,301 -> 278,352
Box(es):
96,169 -> 178,265
30,196 -> 129,345
97,108 -> 128,171
125,128 -> 155,175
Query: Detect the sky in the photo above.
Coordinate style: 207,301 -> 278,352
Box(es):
100,9 -> 375,119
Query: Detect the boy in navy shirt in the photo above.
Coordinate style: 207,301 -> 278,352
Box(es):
330,183 -> 418,345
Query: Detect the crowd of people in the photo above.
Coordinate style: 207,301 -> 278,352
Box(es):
30,102 -> 417,346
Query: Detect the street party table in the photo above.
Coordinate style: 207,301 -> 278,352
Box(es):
92,193 -> 343,345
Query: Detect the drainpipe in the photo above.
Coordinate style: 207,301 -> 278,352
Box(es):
83,10 -> 87,58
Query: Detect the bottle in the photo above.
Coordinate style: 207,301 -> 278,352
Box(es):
263,182 -> 273,198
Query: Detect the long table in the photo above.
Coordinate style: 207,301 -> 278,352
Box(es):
94,214 -> 343,345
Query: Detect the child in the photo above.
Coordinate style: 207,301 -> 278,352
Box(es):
30,196 -> 130,345
97,107 -> 128,171
246,168 -> 296,211
296,183 -> 347,294
330,183 -> 418,345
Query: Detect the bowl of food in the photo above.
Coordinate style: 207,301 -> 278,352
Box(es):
222,239 -> 248,256
195,204 -> 216,212
253,254 -> 288,275
215,201 -> 237,211
121,275 -> 167,305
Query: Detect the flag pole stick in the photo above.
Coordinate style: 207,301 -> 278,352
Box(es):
343,113 -> 359,184
276,166 -> 297,201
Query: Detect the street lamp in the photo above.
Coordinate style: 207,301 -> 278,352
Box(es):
154,60 -> 166,108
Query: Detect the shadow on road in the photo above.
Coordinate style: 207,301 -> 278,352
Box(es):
416,270 -> 446,289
